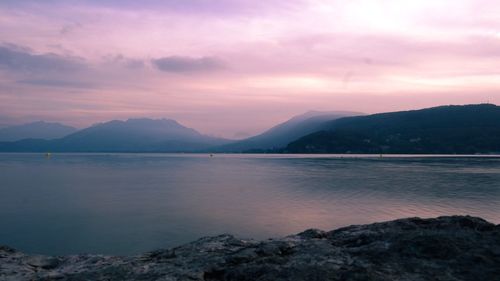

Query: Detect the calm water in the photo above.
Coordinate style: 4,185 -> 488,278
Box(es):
0,153 -> 499,255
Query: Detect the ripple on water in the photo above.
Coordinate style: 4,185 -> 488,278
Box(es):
0,153 -> 499,255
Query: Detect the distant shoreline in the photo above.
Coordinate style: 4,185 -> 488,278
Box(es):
2,151 -> 500,158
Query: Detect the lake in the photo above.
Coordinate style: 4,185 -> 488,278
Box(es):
0,153 -> 499,255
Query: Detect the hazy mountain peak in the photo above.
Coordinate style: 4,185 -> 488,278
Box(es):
42,117 -> 230,152
0,121 -> 77,141
214,110 -> 361,152
290,110 -> 364,122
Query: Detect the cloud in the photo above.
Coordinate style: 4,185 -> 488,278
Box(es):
0,44 -> 84,74
107,54 -> 145,69
16,79 -> 95,89
60,22 -> 83,35
152,56 -> 224,73
123,59 -> 145,69
0,0 -> 304,16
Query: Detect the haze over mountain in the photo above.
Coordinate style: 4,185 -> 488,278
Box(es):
2,104 -> 500,153
0,118 -> 230,152
286,104 -> 500,154
0,121 -> 77,142
214,111 -> 362,152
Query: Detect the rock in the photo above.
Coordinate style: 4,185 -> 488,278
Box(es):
225,248 -> 258,264
25,255 -> 60,269
296,228 -> 327,239
0,215 -> 499,280
0,245 -> 16,254
140,249 -> 176,262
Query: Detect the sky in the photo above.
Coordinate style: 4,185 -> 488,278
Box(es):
0,0 -> 499,138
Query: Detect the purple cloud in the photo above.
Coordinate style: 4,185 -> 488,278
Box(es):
16,79 -> 96,89
0,44 -> 84,74
152,56 -> 224,73
0,0 -> 304,16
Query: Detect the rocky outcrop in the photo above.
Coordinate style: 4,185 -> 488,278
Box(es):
1,216 -> 499,281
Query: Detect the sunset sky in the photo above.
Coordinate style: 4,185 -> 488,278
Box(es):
1,0 -> 499,138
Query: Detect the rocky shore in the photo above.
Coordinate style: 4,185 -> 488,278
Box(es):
1,216 -> 499,281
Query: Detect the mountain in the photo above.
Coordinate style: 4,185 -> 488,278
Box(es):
0,121 -> 77,141
0,118 -> 230,152
285,104 -> 500,154
214,111 -> 362,152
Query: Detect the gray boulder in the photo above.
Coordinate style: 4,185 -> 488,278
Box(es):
0,216 -> 499,280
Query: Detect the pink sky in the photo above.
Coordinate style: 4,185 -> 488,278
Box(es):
0,0 -> 499,138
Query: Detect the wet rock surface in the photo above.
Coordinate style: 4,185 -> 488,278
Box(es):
1,216 -> 499,281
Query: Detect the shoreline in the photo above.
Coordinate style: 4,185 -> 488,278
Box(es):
1,215 -> 499,281
2,152 -> 500,158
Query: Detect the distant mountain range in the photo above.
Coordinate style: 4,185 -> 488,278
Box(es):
213,111 -> 362,152
0,118 -> 230,152
0,121 -> 77,141
285,104 -> 500,154
1,104 -> 500,154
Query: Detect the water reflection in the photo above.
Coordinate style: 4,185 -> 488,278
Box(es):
0,153 -> 499,255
